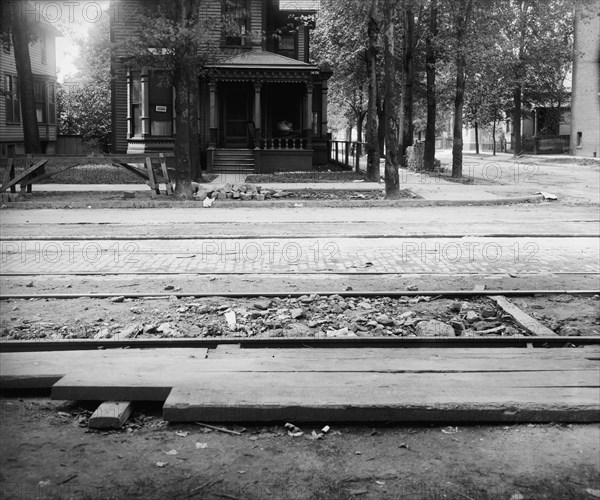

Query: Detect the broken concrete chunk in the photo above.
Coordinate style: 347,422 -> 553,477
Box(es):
414,319 -> 455,337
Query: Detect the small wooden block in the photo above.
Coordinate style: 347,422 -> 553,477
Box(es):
89,401 -> 133,429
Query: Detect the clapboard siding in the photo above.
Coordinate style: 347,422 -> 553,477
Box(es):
1,25 -> 58,148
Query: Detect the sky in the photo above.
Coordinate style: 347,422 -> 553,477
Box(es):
42,1 -> 110,81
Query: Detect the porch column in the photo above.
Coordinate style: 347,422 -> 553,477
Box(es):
305,82 -> 313,149
209,81 -> 217,147
321,79 -> 328,139
126,69 -> 132,137
140,66 -> 150,136
253,80 -> 262,148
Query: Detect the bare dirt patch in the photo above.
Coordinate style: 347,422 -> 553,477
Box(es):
1,397 -> 599,500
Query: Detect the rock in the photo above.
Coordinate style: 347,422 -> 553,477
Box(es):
560,325 -> 582,336
255,193 -> 265,201
326,327 -> 351,338
122,191 -> 135,199
504,326 -> 519,336
406,285 -> 419,291
25,281 -> 34,287
414,320 -> 455,337
203,197 -> 214,207
374,314 -> 394,326
119,323 -> 141,339
481,306 -> 496,318
253,299 -> 271,310
284,322 -> 313,337
450,317 -> 465,335
465,310 -> 479,323
164,285 -> 175,291
224,310 -> 237,329
111,296 -> 125,303
290,308 -> 305,319
157,322 -> 173,333
240,193 -> 252,201
94,327 -> 112,339
232,191 -> 240,199
205,323 -> 223,336
194,190 -> 208,201
448,302 -> 461,313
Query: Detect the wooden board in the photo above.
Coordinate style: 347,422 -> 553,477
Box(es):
0,159 -> 47,193
163,371 -> 600,423
1,158 -> 16,193
491,295 -> 558,336
2,347 -> 596,423
159,153 -> 172,195
145,157 -> 160,194
89,401 -> 133,429
0,348 -> 209,389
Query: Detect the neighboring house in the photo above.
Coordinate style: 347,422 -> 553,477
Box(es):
110,0 -> 332,177
0,17 -> 60,156
570,0 -> 600,157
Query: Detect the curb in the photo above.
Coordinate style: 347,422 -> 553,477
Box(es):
0,194 -> 544,210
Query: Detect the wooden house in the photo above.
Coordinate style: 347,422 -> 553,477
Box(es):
0,11 -> 60,156
110,0 -> 332,178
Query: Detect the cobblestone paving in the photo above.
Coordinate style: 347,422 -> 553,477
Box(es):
1,237 -> 598,275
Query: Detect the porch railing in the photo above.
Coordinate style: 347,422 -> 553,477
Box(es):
329,141 -> 367,172
260,138 -> 308,150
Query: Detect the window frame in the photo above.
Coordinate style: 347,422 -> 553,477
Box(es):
4,74 -> 21,125
222,0 -> 251,48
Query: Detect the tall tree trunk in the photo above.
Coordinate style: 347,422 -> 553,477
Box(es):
377,100 -> 386,157
355,112 -> 365,171
492,110 -> 497,156
474,121 -> 479,154
423,0 -> 437,171
399,1 -> 415,168
451,0 -> 472,178
365,0 -> 380,182
11,17 -> 42,154
189,76 -> 202,181
384,0 -> 399,197
513,84 -> 522,155
173,73 -> 193,197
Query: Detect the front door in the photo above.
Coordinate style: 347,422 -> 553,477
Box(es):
223,87 -> 251,148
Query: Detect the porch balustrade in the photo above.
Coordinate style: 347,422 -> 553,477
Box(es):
260,138 -> 308,150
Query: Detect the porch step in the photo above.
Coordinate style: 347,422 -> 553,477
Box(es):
212,149 -> 255,173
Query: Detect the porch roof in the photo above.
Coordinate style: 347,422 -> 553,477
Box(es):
207,50 -> 321,82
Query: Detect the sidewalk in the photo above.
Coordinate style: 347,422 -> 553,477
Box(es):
3,152 -> 598,206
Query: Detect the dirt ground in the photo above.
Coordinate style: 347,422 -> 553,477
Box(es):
0,396 -> 599,500
1,293 -> 599,341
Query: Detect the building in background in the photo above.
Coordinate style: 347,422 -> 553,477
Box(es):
0,17 -> 61,156
570,0 -> 600,157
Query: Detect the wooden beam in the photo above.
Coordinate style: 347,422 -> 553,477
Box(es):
1,158 -> 16,193
491,295 -> 558,336
145,157 -> 160,194
88,401 -> 133,429
0,159 -> 47,193
159,153 -> 172,195
113,162 -> 149,181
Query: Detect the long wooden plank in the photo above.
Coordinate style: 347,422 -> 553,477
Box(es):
0,159 -> 47,193
88,401 -> 133,429
114,162 -> 149,181
491,295 -> 558,336
0,348 -> 209,389
162,371 -> 600,422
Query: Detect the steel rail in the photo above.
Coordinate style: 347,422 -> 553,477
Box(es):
1,336 -> 598,353
1,290 -> 598,300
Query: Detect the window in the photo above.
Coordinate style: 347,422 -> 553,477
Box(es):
577,131 -> 582,147
130,71 -> 142,136
4,75 -> 20,124
47,82 -> 55,124
41,33 -> 47,64
223,0 -> 249,47
34,80 -> 47,123
277,34 -> 295,58
150,71 -> 173,136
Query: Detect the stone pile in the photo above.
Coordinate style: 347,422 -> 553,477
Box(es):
193,182 -> 292,202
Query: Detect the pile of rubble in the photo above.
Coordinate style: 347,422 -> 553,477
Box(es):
3,295 -> 541,341
192,182 -> 292,202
